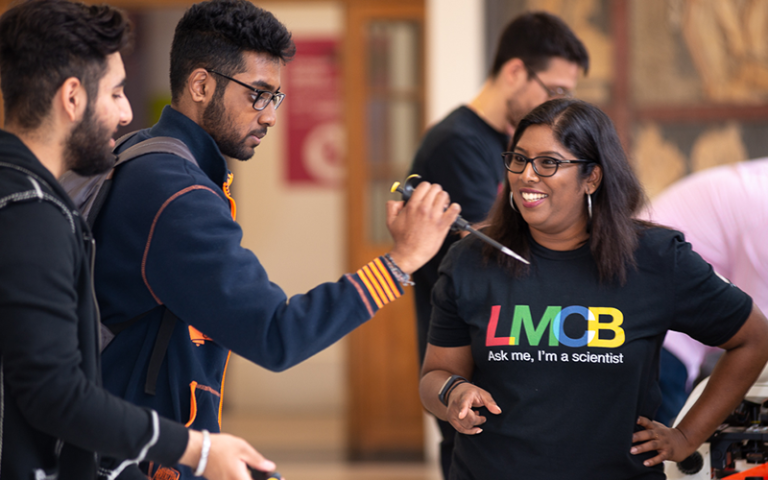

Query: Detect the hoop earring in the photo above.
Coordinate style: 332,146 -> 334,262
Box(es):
587,193 -> 593,221
509,192 -> 518,213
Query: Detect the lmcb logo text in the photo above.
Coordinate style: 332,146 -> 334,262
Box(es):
485,305 -> 625,348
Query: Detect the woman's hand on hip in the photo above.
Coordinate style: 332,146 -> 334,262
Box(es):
630,416 -> 695,466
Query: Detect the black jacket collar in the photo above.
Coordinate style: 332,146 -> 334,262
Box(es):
0,129 -> 75,207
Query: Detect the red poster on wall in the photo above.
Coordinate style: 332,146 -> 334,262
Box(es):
283,38 -> 344,187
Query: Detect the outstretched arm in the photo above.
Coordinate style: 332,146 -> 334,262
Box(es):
138,179 -> 459,372
420,344 -> 501,434
631,305 -> 768,466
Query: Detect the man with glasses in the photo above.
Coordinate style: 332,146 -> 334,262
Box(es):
407,11 -> 588,479
206,69 -> 286,110
89,1 -> 459,478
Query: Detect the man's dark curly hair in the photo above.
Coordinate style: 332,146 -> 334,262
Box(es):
170,0 -> 295,103
0,0 -> 131,129
490,11 -> 588,78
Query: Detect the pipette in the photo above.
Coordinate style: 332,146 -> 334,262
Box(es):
391,175 -> 529,265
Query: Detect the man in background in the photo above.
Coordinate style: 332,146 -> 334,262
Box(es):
0,1 -> 273,479
408,11 -> 589,477
90,1 -> 459,478
641,159 -> 768,426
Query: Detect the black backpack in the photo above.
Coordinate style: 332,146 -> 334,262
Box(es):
60,133 -> 197,395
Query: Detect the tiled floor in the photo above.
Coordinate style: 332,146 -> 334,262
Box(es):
222,411 -> 441,480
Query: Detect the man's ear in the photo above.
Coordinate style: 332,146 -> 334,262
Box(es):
500,58 -> 528,89
57,77 -> 87,122
188,68 -> 214,104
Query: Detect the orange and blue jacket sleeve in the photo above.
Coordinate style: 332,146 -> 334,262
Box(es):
345,256 -> 405,317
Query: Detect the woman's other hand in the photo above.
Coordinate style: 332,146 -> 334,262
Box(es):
630,416 -> 694,466
446,383 -> 502,434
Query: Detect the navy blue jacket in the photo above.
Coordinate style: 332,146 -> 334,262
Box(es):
93,106 -> 401,477
0,130 -> 187,480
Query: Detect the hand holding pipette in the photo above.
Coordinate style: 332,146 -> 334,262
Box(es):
391,175 -> 529,265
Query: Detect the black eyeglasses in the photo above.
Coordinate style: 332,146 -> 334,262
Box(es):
525,66 -> 573,99
502,152 -> 592,177
206,69 -> 286,111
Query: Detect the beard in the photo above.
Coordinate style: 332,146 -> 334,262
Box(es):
65,103 -> 116,176
506,98 -> 527,130
202,93 -> 265,161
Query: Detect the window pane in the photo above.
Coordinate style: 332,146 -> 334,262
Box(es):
366,20 -> 422,244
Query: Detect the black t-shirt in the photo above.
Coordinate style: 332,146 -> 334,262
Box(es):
429,227 -> 752,480
409,106 -> 509,362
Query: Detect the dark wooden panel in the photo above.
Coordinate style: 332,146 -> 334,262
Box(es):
344,0 -> 426,461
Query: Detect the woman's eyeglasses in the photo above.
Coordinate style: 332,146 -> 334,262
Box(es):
502,152 -> 592,177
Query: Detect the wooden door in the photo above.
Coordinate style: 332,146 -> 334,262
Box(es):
344,0 -> 426,461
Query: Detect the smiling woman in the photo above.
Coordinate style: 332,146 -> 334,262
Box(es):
488,99 -> 640,283
506,124 -> 600,253
418,99 -> 768,480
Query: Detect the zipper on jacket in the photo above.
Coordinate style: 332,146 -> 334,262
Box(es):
86,235 -> 102,355
1,357 -> 4,479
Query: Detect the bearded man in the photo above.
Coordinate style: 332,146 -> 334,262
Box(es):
91,1 -> 458,478
0,1 -> 275,479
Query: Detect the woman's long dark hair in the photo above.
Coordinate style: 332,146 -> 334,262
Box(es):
484,98 -> 646,284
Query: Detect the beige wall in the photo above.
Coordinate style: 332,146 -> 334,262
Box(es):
426,0 -> 485,125
226,2 -> 347,415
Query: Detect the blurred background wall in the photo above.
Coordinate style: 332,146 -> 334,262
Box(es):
490,0 -> 768,199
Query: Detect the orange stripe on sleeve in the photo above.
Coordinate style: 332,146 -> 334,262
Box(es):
370,260 -> 397,301
372,258 -> 401,298
357,267 -> 383,309
362,265 -> 389,305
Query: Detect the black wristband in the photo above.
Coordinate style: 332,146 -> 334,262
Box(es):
438,375 -> 469,406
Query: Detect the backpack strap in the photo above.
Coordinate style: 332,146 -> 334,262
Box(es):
144,308 -> 178,395
89,136 -> 195,395
113,131 -> 138,151
100,307 -> 157,352
100,305 -> 178,396
83,136 -> 198,229
116,136 -> 198,168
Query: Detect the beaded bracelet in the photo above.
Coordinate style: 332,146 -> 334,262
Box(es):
383,253 -> 415,287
